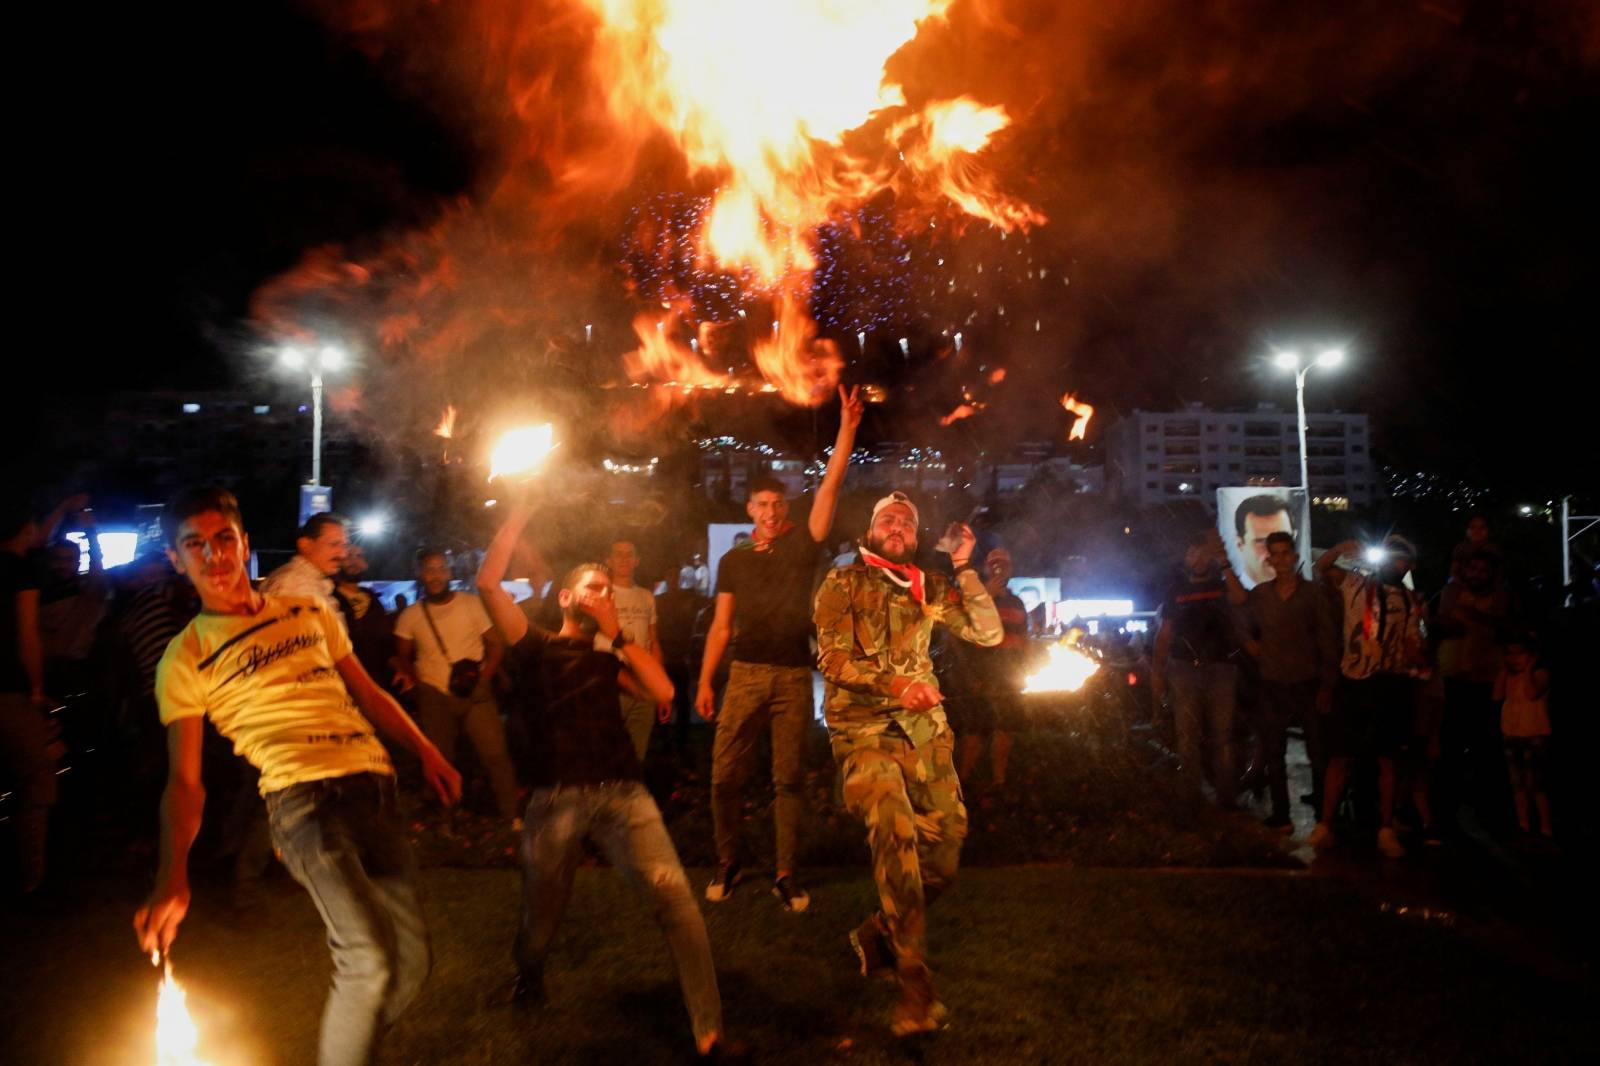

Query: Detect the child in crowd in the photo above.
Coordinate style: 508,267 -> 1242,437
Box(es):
1494,638 -> 1552,838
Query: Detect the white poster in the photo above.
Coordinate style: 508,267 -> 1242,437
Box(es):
706,522 -> 753,592
1216,486 -> 1312,589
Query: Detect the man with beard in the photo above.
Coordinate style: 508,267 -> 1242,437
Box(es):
1311,534 -> 1430,858
394,549 -> 518,821
136,488 -> 460,1066
262,512 -> 349,614
813,491 -> 1002,1036
475,501 -> 743,1062
697,385 -> 863,912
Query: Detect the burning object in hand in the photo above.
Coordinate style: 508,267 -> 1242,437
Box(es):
488,424 -> 557,482
153,952 -> 209,1065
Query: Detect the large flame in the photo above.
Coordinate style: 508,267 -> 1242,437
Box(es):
1022,635 -> 1102,694
154,956 -> 209,1066
582,0 -> 948,284
589,0 -> 1042,402
256,1 -> 1045,427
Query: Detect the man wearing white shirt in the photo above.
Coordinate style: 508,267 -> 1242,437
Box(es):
607,540 -> 664,760
394,548 -> 519,820
261,512 -> 348,612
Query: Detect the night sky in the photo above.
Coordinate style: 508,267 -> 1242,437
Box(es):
41,0 -> 1600,494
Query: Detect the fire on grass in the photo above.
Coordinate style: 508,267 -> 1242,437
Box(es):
1022,631 -> 1102,695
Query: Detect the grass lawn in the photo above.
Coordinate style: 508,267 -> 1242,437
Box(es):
7,864 -> 1592,1065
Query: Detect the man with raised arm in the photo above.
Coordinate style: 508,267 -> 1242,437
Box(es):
696,385 -> 864,912
476,498 -> 743,1062
134,488 -> 460,1066
813,491 -> 1002,1036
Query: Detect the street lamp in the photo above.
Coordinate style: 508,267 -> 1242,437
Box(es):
280,343 -> 347,487
1273,348 -> 1344,492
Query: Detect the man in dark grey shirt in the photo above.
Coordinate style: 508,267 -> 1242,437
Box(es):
1244,532 -> 1338,831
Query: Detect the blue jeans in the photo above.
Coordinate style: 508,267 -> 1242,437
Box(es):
517,781 -> 722,1045
266,773 -> 430,1066
1169,661 -> 1240,807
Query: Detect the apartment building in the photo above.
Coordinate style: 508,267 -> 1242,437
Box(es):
1106,403 -> 1374,508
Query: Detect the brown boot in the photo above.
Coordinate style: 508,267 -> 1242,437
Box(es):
848,912 -> 896,979
889,961 -> 947,1036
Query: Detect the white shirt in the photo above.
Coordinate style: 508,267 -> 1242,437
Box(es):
261,554 -> 339,614
394,593 -> 493,692
612,584 -> 657,648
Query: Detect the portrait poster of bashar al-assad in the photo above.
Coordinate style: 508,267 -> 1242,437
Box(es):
1216,487 -> 1312,589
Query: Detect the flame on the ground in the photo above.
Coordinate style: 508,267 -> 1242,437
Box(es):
488,424 -> 557,481
433,405 -> 458,440
154,955 -> 209,1066
1061,392 -> 1094,441
1022,637 -> 1102,694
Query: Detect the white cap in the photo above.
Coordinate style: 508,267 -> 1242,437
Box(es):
871,491 -> 919,528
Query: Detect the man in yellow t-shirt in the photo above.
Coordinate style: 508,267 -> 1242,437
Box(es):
134,488 -> 460,1066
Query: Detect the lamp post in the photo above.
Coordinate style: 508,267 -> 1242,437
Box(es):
1272,348 -> 1344,492
280,344 -> 345,487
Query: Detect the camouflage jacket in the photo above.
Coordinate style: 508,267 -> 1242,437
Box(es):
813,562 -> 1003,745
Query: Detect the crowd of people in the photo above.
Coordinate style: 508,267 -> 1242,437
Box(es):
1,417 -> 1587,1063
1146,512 -> 1562,857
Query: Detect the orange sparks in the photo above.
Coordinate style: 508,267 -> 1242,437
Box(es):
433,404 -> 458,440
988,368 -> 1007,384
1061,392 -> 1095,440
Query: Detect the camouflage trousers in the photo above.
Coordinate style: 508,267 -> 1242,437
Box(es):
832,724 -> 967,977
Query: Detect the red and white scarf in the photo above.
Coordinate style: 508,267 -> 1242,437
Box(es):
859,544 -> 926,604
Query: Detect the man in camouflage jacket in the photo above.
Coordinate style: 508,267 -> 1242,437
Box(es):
813,491 -> 1002,1035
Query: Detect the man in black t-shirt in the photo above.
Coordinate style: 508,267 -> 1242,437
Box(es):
696,386 -> 864,911
476,502 -> 740,1061
1151,528 -> 1248,809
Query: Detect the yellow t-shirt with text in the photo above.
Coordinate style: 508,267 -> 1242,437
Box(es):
156,594 -> 393,795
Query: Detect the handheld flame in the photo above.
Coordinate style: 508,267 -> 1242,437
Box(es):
433,405 -> 458,440
1022,635 -> 1102,694
488,424 -> 556,482
153,953 -> 209,1066
1061,392 -> 1095,441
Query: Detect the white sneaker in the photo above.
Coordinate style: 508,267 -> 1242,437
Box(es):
1377,827 -> 1407,859
1307,822 -> 1335,850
